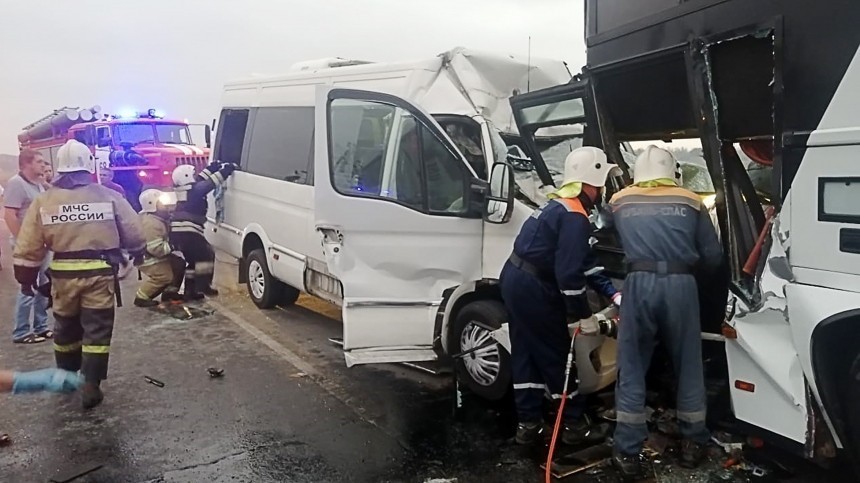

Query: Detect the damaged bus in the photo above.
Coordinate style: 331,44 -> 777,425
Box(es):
206,48 -> 622,402
509,0 -> 860,469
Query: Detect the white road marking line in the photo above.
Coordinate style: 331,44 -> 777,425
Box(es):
209,300 -> 319,378
208,300 -> 404,443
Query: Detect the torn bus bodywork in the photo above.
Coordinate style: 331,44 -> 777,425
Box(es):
511,0 -> 860,468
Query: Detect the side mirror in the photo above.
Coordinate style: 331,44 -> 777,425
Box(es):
204,125 -> 212,148
485,162 -> 515,224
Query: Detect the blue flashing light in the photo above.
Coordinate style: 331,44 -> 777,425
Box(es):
117,108 -> 136,119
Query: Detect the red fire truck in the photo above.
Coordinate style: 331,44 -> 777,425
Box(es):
17,106 -> 211,209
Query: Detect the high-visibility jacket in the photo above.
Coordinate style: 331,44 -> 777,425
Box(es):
510,195 -> 617,319
140,212 -> 172,267
171,163 -> 232,235
13,181 -> 145,281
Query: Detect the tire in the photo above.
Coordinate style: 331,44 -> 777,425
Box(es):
246,249 -> 284,309
846,353 -> 860,476
278,284 -> 301,307
452,299 -> 512,401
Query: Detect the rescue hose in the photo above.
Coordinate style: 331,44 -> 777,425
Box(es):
742,206 -> 776,276
546,326 -> 580,483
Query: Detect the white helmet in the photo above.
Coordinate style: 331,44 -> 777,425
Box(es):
633,145 -> 679,185
139,189 -> 165,213
172,164 -> 196,187
561,146 -> 621,188
56,140 -> 95,174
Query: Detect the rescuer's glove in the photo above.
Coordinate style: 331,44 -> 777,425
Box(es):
11,369 -> 84,395
204,161 -> 222,173
612,292 -> 622,307
219,162 -> 237,178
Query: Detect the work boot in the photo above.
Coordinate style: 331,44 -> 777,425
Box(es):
201,286 -> 219,297
183,279 -> 204,302
612,450 -> 642,480
161,291 -> 182,302
81,382 -> 104,410
515,421 -> 546,445
679,439 -> 706,469
133,297 -> 159,308
562,415 -> 608,446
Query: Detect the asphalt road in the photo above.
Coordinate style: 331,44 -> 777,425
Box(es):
0,235 -> 854,482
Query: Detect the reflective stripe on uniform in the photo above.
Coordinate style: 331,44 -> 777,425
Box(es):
199,169 -> 216,182
616,411 -> 648,425
610,186 -> 702,211
12,257 -> 43,268
584,266 -> 605,276
171,222 -> 204,235
82,345 -> 110,354
135,289 -> 152,300
50,259 -> 111,271
549,391 -> 579,400
195,261 -> 214,275
513,383 -> 547,391
553,197 -> 588,216
141,257 -> 164,267
146,239 -> 170,250
54,341 -> 82,352
561,288 -> 586,296
677,410 -> 707,423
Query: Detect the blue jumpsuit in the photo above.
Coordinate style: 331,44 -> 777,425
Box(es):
606,185 -> 722,456
500,196 -> 617,424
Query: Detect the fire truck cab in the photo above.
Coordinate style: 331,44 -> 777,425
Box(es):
18,106 -> 211,209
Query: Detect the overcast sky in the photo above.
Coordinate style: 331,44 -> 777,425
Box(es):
0,0 -> 585,154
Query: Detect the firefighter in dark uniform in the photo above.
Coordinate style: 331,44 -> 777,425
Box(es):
13,140 -> 146,409
170,161 -> 236,301
606,145 -> 723,477
500,147 -> 623,445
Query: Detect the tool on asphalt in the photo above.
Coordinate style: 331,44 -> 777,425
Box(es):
546,326 -> 581,483
207,367 -> 225,378
540,443 -> 613,479
49,463 -> 104,483
144,376 -> 165,388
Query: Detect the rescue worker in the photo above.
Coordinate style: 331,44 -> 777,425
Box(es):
13,140 -> 146,409
170,161 -> 236,301
500,146 -> 623,445
134,189 -> 184,307
605,146 -> 723,476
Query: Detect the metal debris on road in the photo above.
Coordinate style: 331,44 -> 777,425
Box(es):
144,375 -> 165,388
49,463 -> 104,483
207,367 -> 225,378
0,434 -> 10,447
154,303 -> 214,321
290,372 -> 308,378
